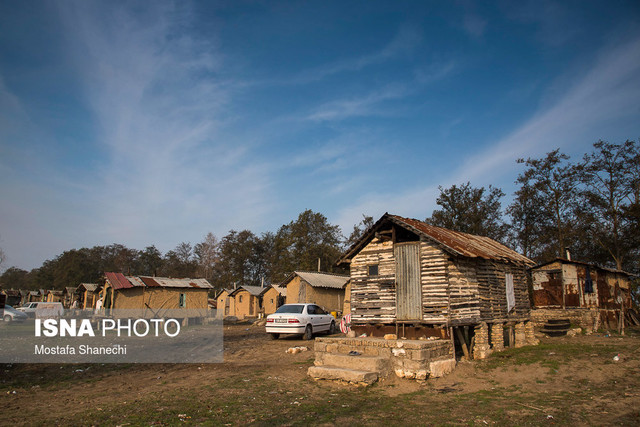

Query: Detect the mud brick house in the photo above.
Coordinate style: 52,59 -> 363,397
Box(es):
282,271 -> 349,315
229,286 -> 268,319
530,258 -> 637,331
101,272 -> 213,320
215,289 -> 235,318
336,213 -> 538,359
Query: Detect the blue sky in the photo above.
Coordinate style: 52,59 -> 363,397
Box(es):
1,0 -> 639,270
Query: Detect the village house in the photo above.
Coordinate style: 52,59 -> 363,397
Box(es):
530,257 -> 637,332
230,286 -> 266,318
45,290 -> 63,303
262,285 -> 285,316
101,272 -> 213,321
76,283 -> 100,309
62,287 -> 77,308
215,289 -> 235,318
282,271 -> 349,315
336,213 -> 538,357
309,213 -> 538,384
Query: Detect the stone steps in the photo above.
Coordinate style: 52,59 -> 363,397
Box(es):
307,365 -> 379,385
315,352 -> 388,372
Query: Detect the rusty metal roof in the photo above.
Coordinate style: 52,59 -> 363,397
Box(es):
105,273 -> 214,290
531,258 -> 634,276
338,213 -> 534,266
104,273 -> 133,290
127,276 -> 213,289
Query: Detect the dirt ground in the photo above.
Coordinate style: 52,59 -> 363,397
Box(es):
2,323 -> 640,426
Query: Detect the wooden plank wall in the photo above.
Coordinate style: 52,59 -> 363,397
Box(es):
446,257 -> 481,324
420,241 -> 449,323
351,238 -> 396,323
476,260 -> 530,320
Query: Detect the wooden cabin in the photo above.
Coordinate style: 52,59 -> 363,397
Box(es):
102,272 -> 212,319
530,258 -> 637,331
62,287 -> 77,308
337,213 -> 537,358
76,283 -> 99,309
45,290 -> 63,303
283,271 -> 349,314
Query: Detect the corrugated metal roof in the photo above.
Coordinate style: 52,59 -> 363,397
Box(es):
272,285 -> 287,297
531,258 -> 634,276
78,283 -> 101,292
289,271 -> 349,289
229,285 -> 268,296
104,272 -> 133,290
127,276 -> 214,289
338,213 -> 534,266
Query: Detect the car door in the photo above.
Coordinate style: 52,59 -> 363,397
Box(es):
308,305 -> 330,332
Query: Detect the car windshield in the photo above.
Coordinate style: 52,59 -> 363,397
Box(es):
275,304 -> 305,314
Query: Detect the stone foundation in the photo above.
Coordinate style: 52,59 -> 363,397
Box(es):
312,337 -> 455,381
530,308 -> 597,332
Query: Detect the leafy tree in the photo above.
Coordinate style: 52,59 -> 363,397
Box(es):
574,140 -> 637,270
137,245 -> 163,276
162,242 -> 197,278
426,182 -> 508,242
271,210 -> 345,279
507,181 -> 546,259
513,150 -> 577,260
0,267 -> 29,289
212,230 -> 262,289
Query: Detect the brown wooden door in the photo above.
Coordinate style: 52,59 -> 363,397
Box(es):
395,243 -> 422,320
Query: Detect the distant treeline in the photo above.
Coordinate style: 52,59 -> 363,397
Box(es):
1,140 -> 638,292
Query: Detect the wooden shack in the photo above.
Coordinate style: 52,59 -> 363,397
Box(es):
283,271 -> 349,314
62,287 -> 77,308
102,272 -> 213,320
76,283 -> 99,309
337,213 -> 537,358
530,258 -> 637,331
45,290 -> 63,303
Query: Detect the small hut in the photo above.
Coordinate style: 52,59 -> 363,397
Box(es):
229,286 -> 266,318
337,213 -> 537,358
102,272 -> 213,319
215,289 -> 235,318
76,283 -> 99,309
530,258 -> 637,331
262,285 -> 285,315
282,271 -> 349,314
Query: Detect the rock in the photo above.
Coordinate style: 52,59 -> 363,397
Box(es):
396,341 -> 404,348
392,348 -> 406,356
416,370 -> 428,380
429,358 -> 457,378
346,331 -> 356,338
394,369 -> 404,378
384,334 -> 397,340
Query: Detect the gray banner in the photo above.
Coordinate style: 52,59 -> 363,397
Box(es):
0,309 -> 223,363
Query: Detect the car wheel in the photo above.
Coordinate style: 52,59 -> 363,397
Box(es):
3,315 -> 11,323
303,324 -> 313,340
329,321 -> 336,335
270,333 -> 279,340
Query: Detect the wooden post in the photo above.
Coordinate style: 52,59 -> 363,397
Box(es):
455,327 -> 470,360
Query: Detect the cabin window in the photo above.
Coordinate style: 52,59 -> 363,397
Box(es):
368,264 -> 379,276
239,295 -> 243,303
179,293 -> 186,308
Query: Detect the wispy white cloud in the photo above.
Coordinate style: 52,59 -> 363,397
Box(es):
336,35 -> 640,230
52,1 -> 273,250
291,24 -> 422,84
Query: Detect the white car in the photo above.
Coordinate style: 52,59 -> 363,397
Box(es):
266,303 -> 337,340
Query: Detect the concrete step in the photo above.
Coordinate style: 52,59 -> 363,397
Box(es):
308,365 -> 379,385
317,353 -> 388,372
